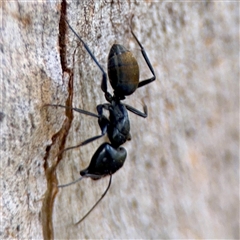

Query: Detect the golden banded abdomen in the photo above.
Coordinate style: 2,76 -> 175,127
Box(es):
108,44 -> 139,96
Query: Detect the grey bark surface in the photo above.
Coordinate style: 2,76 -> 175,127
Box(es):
1,1 -> 239,239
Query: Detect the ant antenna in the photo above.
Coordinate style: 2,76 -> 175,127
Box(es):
75,174 -> 112,225
58,177 -> 84,188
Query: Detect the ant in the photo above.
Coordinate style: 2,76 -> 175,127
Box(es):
47,19 -> 155,224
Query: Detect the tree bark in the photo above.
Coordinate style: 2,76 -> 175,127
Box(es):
1,1 -> 239,239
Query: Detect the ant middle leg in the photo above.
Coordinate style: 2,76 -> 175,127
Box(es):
45,104 -> 109,154
45,104 -> 99,118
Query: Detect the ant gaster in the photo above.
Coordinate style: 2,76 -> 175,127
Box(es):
48,20 -> 155,224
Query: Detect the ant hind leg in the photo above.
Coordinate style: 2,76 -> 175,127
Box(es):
130,29 -> 156,88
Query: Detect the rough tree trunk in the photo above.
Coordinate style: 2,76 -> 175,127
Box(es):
1,1 -> 239,239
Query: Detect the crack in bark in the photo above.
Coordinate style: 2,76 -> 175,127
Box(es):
42,1 -> 74,239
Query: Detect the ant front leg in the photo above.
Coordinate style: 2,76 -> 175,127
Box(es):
125,103 -> 148,118
96,103 -> 111,129
131,29 -> 156,88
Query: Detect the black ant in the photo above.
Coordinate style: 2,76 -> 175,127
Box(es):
47,20 -> 155,224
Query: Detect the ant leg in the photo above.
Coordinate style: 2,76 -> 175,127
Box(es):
61,114 -> 110,153
75,174 -> 112,225
44,104 -> 99,118
65,20 -> 110,96
131,29 -> 156,88
125,103 -> 148,118
96,103 -> 111,114
62,133 -> 106,153
45,104 -> 109,153
96,103 -> 111,130
58,176 -> 84,188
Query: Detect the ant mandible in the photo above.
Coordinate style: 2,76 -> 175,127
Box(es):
48,19 -> 155,224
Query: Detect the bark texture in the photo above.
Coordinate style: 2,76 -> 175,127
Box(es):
1,1 -> 239,239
